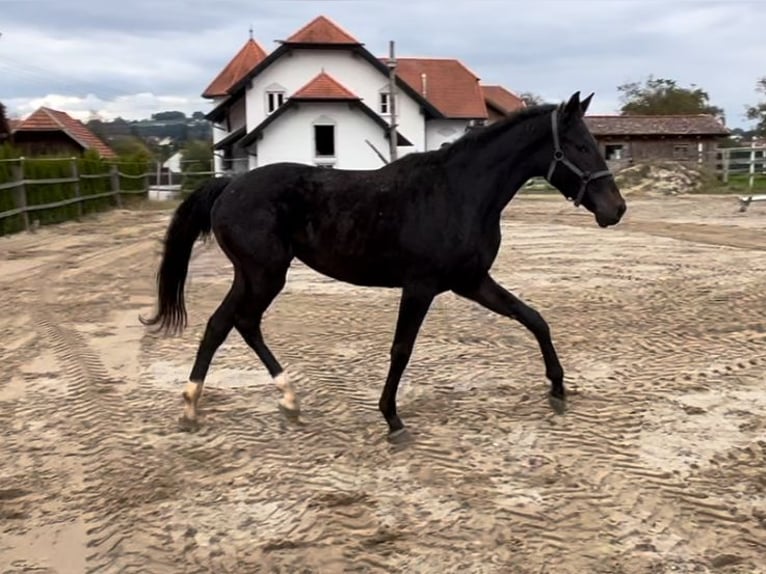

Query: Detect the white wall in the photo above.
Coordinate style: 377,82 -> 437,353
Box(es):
256,102 -> 392,170
425,119 -> 470,151
162,151 -> 183,173
245,49 -> 426,152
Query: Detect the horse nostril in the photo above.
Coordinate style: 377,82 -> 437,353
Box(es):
617,203 -> 626,218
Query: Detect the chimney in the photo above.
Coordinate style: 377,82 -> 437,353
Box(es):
421,73 -> 427,97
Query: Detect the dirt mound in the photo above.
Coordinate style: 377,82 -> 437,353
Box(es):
615,161 -> 712,196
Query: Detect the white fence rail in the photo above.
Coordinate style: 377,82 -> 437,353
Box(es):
720,144 -> 766,192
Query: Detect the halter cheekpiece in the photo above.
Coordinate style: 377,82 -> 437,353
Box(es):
545,109 -> 612,207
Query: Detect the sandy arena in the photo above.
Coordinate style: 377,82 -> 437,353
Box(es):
1,194 -> 765,573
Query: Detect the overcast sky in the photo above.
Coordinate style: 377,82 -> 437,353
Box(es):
1,0 -> 763,129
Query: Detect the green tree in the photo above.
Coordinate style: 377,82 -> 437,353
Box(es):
519,91 -> 546,107
746,77 -> 766,135
618,75 -> 723,118
110,135 -> 154,162
180,139 -> 213,191
151,111 -> 186,122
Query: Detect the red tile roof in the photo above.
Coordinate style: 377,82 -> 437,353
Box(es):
284,15 -> 360,45
585,114 -> 730,136
385,57 -> 487,119
482,85 -> 526,115
8,119 -> 21,131
202,38 -> 268,98
16,107 -> 117,158
292,72 -> 359,100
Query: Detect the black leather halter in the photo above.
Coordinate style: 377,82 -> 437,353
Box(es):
545,110 -> 613,207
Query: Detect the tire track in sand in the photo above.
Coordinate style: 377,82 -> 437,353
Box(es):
31,235 -> 182,573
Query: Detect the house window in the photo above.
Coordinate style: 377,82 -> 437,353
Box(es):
379,92 -> 389,114
267,91 -> 285,114
605,144 -> 624,160
314,124 -> 335,157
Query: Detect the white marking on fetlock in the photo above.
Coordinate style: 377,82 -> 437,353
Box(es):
183,380 -> 203,420
274,371 -> 298,411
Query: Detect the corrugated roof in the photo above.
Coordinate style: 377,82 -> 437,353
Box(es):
202,39 -> 268,98
292,71 -> 359,100
16,107 -> 116,158
284,15 -> 360,44
585,114 -> 730,136
388,57 -> 487,119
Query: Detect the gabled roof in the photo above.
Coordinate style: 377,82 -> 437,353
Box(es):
292,71 -> 358,100
204,16 -> 445,123
202,38 -> 268,98
238,83 -> 412,149
387,57 -> 488,119
585,114 -> 730,137
14,107 -> 116,158
482,85 -> 526,115
283,15 -> 360,45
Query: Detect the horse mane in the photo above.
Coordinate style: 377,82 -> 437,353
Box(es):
444,103 -> 559,156
384,103 -> 560,172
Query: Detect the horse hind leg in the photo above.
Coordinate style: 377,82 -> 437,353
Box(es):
233,248 -> 296,415
181,274 -> 244,428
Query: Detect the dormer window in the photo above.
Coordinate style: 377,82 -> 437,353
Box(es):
265,83 -> 287,114
267,91 -> 285,114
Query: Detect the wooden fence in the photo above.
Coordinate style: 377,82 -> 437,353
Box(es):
523,144 -> 766,194
0,156 -> 151,235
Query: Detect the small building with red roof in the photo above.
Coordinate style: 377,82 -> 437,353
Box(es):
10,107 -> 117,159
201,15 -> 524,172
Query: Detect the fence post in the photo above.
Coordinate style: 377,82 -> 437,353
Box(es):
71,157 -> 83,219
10,157 -> 30,231
110,164 -> 122,208
748,141 -> 756,193
721,149 -> 730,184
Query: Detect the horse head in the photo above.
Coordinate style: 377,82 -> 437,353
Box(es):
546,91 -> 626,228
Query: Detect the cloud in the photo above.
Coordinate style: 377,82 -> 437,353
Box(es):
2,93 -> 204,121
1,0 -> 764,128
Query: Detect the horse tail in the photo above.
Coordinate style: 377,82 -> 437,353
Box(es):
139,176 -> 232,335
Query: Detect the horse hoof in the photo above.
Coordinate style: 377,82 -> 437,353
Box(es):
178,415 -> 200,432
548,393 -> 567,415
278,401 -> 301,420
387,427 -> 413,446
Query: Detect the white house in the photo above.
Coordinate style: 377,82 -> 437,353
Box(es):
162,150 -> 183,173
201,15 -> 525,173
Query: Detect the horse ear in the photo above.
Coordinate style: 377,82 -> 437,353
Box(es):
580,92 -> 594,114
563,91 -> 581,118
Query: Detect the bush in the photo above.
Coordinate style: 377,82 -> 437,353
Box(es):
0,144 -> 23,235
0,145 -> 152,237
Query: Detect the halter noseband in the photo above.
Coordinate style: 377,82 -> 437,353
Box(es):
545,110 -> 612,207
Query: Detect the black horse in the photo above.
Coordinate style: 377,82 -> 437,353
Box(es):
141,91 -> 626,439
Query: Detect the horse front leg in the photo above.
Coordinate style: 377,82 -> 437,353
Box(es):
454,274 -> 566,413
378,287 -> 435,440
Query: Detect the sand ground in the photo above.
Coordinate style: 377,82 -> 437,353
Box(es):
1,194 -> 765,573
